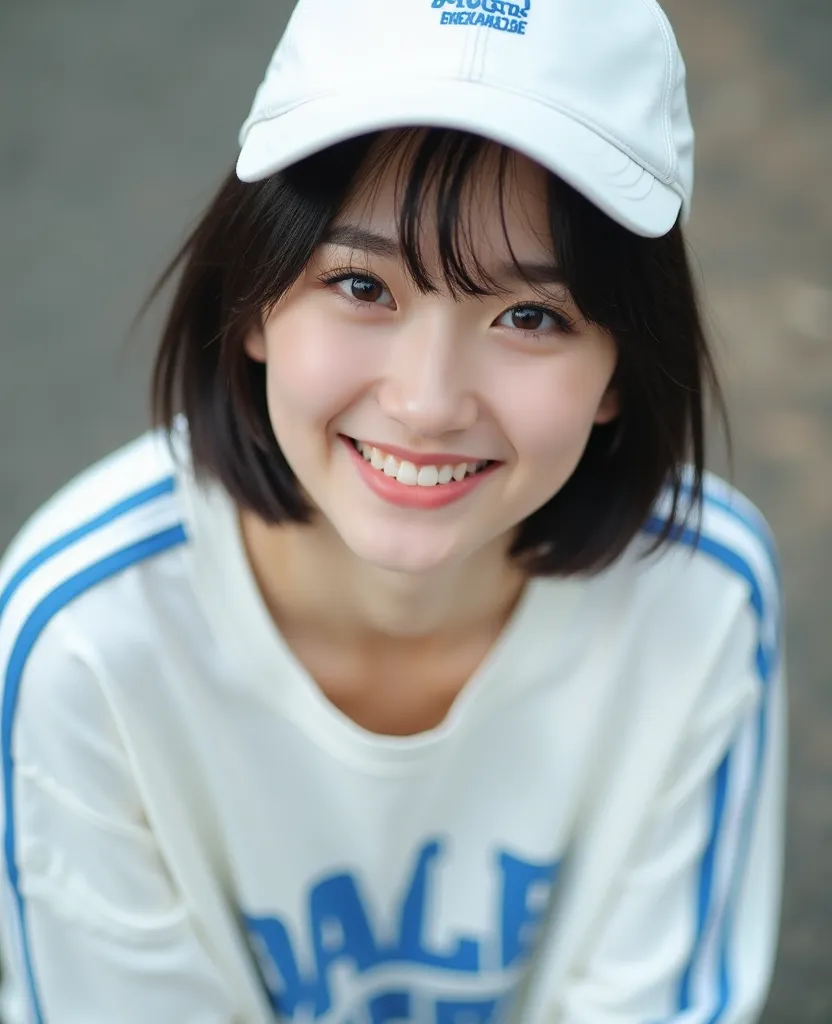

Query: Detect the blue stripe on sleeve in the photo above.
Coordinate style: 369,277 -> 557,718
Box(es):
704,684 -> 773,1024
1,488 -> 187,1024
643,500 -> 780,1023
676,754 -> 731,1012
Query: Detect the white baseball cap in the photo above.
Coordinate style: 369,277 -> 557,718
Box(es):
237,0 -> 695,238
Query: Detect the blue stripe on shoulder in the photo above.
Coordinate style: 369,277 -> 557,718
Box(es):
1,480 -> 186,1024
0,477 -> 176,620
643,517 -> 769,625
644,500 -> 780,1023
684,479 -> 781,585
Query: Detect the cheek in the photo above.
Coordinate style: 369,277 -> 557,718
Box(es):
495,353 -> 615,463
261,314 -> 372,427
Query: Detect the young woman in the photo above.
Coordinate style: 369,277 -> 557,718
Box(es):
0,0 -> 785,1021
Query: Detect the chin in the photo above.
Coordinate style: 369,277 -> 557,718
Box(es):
337,519 -> 464,576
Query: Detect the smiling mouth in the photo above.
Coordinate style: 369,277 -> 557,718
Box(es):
346,438 -> 494,488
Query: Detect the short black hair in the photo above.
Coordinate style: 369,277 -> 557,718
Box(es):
150,128 -> 727,576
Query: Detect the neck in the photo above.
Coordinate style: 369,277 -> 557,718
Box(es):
239,511 -> 527,649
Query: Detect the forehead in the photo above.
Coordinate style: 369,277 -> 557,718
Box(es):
338,131 -> 554,261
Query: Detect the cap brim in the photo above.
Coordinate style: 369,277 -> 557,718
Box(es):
237,79 -> 683,238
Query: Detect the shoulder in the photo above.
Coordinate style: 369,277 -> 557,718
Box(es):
642,471 -> 780,645
1,428 -> 187,592
0,429 -> 193,725
595,472 -> 782,699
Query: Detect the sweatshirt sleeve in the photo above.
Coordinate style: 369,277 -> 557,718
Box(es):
552,595 -> 786,1024
0,614 -> 249,1024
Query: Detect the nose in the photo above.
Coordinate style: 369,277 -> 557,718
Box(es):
376,316 -> 478,439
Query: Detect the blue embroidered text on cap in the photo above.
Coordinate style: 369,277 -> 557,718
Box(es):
431,0 -> 531,35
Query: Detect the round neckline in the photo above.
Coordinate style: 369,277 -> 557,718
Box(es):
180,466 -> 577,773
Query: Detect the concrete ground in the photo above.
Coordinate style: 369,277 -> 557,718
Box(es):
1,0 -> 830,1020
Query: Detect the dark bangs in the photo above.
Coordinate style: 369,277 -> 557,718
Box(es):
151,128 -> 726,575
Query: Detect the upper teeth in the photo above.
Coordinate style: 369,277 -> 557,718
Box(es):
355,442 -> 488,487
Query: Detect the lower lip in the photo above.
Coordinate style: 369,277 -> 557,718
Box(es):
341,437 -> 499,510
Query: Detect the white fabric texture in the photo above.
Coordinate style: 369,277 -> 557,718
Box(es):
0,428 -> 785,1023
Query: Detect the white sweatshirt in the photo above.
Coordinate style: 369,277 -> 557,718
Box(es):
0,428 -> 785,1024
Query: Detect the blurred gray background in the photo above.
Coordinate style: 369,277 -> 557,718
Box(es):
1,1 -> 830,1020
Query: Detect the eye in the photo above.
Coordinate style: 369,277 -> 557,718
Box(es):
495,304 -> 573,335
323,272 -> 396,309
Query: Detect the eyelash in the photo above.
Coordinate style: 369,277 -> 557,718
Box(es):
318,269 -> 576,337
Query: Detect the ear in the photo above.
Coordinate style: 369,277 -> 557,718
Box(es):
594,386 -> 620,425
244,325 -> 267,364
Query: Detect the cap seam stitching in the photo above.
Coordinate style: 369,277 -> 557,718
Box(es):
642,0 -> 677,181
475,22 -> 491,82
459,11 -> 479,79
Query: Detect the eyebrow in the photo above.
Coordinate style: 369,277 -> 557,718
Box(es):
324,225 -> 400,259
322,224 -> 566,286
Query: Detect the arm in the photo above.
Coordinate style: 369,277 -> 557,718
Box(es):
552,604 -> 786,1024
1,615 -> 250,1023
